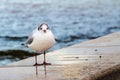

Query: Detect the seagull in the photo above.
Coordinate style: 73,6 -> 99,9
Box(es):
23,23 -> 55,66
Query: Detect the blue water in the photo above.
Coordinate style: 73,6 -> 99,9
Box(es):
0,0 -> 120,65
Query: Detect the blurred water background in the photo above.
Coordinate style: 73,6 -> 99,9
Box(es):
0,0 -> 120,66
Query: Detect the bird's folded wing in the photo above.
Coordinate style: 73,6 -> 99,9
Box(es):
26,37 -> 33,45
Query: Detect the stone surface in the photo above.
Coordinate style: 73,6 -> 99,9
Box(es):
0,32 -> 120,80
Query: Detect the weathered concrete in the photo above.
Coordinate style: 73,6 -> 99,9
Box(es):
0,32 -> 120,80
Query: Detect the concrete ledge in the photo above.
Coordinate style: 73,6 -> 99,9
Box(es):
84,64 -> 120,80
96,64 -> 120,80
0,32 -> 120,80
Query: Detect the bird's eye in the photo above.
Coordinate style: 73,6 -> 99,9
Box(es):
40,27 -> 42,30
38,27 -> 42,30
47,27 -> 49,30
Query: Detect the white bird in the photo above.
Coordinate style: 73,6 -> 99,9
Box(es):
23,23 -> 55,66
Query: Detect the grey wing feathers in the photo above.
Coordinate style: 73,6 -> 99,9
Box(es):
26,30 -> 36,44
26,38 -> 33,45
21,38 -> 33,47
23,29 -> 37,46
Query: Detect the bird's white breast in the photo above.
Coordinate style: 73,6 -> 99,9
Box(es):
28,31 -> 55,52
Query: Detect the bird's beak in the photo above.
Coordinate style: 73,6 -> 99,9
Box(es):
43,30 -> 46,33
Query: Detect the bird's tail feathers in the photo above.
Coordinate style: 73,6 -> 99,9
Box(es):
21,43 -> 28,47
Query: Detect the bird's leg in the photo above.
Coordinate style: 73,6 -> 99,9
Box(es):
42,51 -> 51,65
33,52 -> 41,66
